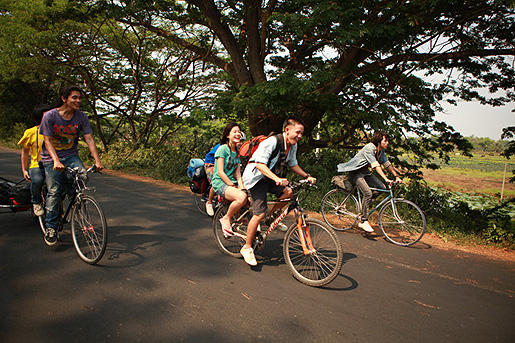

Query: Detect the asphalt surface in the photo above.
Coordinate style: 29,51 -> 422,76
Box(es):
0,146 -> 514,343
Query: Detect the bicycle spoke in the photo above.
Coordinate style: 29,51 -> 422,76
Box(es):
71,196 -> 107,264
321,189 -> 359,231
284,219 -> 343,287
379,199 -> 426,246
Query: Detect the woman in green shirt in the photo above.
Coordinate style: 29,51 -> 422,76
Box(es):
211,123 -> 247,238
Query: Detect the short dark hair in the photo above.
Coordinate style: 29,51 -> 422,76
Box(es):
56,85 -> 83,107
32,104 -> 52,125
371,131 -> 390,146
220,122 -> 241,145
283,116 -> 305,130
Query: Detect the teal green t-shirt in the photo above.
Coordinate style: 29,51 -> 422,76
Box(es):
211,144 -> 241,193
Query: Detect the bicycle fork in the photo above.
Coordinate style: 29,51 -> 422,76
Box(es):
295,211 -> 316,255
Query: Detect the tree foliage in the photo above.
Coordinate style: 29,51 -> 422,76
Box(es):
0,0 -> 514,172
78,0 -> 514,170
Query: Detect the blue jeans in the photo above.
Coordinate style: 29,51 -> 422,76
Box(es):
29,167 -> 45,204
349,171 -> 385,222
43,155 -> 86,229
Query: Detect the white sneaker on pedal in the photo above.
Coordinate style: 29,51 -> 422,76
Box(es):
358,221 -> 374,233
206,203 -> 214,216
33,203 -> 45,217
240,246 -> 257,266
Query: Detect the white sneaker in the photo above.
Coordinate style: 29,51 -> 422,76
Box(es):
33,203 -> 45,217
358,221 -> 374,233
276,222 -> 288,232
206,203 -> 214,216
240,246 -> 257,266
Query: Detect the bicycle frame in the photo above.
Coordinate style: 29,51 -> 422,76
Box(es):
354,186 -> 393,217
232,180 -> 316,255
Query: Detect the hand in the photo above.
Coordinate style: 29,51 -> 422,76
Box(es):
23,170 -> 31,182
276,178 -> 289,187
95,162 -> 104,172
395,176 -> 403,184
385,178 -> 394,186
53,161 -> 65,172
307,176 -> 317,185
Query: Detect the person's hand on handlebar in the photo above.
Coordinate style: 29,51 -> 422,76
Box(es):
53,160 -> 65,172
394,176 -> 403,184
275,178 -> 289,187
94,162 -> 104,172
306,175 -> 317,185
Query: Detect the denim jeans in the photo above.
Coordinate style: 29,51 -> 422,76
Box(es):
43,155 -> 86,229
349,171 -> 385,222
28,167 -> 45,204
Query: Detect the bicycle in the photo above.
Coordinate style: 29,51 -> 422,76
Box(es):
321,180 -> 426,246
39,165 -> 107,264
193,188 -> 220,216
213,180 -> 343,287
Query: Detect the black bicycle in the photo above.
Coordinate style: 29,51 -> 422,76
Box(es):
39,166 -> 107,264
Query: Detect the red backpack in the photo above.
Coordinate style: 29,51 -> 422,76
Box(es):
238,133 -> 287,177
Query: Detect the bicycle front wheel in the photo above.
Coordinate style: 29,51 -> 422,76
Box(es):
213,204 -> 249,258
321,188 -> 360,231
71,195 -> 107,264
283,218 -> 343,287
378,199 -> 426,246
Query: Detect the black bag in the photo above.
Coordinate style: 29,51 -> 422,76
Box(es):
189,178 -> 209,194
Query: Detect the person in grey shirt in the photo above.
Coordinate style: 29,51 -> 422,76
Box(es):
337,131 -> 402,233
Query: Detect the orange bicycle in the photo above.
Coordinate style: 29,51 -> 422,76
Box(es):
213,180 -> 343,287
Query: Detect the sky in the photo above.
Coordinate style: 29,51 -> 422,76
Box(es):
436,101 -> 514,140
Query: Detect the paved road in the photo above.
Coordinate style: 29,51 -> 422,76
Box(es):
0,147 -> 514,343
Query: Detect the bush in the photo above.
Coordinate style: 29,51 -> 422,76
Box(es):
404,181 -> 515,248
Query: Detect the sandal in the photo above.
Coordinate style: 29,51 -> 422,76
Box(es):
220,218 -> 234,238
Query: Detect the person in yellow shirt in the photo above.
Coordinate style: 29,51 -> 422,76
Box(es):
18,104 -> 52,216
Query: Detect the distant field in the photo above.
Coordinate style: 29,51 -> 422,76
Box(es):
421,153 -> 515,199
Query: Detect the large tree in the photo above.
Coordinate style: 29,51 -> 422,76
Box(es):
0,0 -> 216,150
85,0 -> 514,159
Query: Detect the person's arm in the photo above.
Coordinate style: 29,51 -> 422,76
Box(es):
374,165 -> 392,184
255,163 -> 288,186
289,164 -> 317,184
386,164 -> 402,183
215,157 -> 237,187
234,163 -> 245,189
83,133 -> 104,171
44,136 -> 65,172
21,147 -> 31,181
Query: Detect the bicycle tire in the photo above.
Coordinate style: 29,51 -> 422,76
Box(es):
213,203 -> 249,258
283,218 -> 343,287
321,188 -> 360,231
71,195 -> 107,264
193,193 -> 209,216
378,198 -> 426,246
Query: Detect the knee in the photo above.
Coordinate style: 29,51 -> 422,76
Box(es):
282,187 -> 293,198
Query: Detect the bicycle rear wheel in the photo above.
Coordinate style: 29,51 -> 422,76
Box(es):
378,199 -> 426,246
213,204 -> 249,258
321,188 -> 360,231
71,195 -> 107,264
193,193 -> 209,216
283,218 -> 343,287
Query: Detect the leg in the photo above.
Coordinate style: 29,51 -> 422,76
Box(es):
29,167 -> 45,204
220,187 -> 247,229
364,174 -> 385,200
43,162 -> 64,230
351,173 -> 374,233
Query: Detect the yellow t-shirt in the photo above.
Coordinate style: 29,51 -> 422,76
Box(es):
17,126 -> 44,169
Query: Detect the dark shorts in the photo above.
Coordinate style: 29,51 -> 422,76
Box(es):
248,178 -> 285,215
